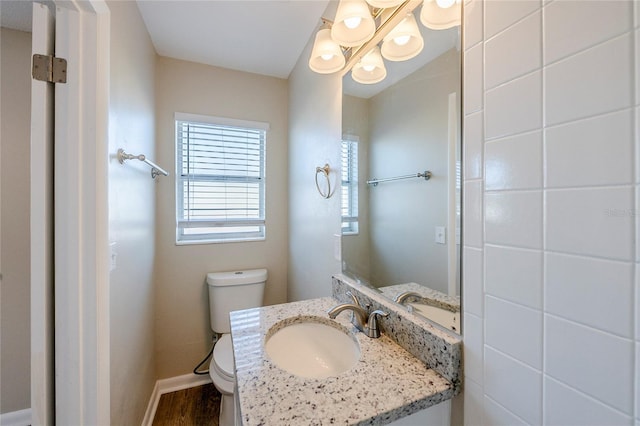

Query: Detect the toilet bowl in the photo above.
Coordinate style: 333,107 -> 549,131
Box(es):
206,268 -> 267,426
209,334 -> 235,426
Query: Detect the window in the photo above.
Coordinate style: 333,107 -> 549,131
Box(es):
341,138 -> 359,235
175,113 -> 268,244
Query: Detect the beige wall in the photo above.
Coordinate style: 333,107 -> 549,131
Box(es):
107,2 -> 157,424
368,49 -> 459,294
287,18 -> 342,302
0,27 -> 31,415
154,56 -> 289,379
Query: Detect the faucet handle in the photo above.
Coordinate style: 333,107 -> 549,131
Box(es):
366,310 -> 389,338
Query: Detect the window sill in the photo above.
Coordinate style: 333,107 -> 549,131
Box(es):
176,236 -> 266,246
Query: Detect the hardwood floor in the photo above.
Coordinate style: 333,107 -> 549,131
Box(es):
152,383 -> 221,426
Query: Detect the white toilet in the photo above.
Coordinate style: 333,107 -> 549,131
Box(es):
207,268 -> 267,426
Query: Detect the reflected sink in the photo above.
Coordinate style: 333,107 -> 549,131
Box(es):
265,318 -> 361,379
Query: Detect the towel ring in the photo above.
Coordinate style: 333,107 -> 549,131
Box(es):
315,164 -> 331,199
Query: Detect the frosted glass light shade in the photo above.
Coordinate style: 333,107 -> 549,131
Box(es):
381,13 -> 424,61
420,0 -> 461,30
352,46 -> 387,84
309,28 -> 346,74
365,0 -> 404,8
331,0 -> 376,47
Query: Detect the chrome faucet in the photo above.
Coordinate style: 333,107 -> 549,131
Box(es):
394,291 -> 422,305
327,292 -> 389,338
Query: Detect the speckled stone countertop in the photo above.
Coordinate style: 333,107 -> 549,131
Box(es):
230,297 -> 455,426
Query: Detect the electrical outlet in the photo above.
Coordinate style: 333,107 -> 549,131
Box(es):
435,226 -> 446,244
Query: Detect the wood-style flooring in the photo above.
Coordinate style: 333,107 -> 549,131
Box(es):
152,383 -> 221,426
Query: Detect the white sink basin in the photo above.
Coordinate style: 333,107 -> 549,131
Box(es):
265,318 -> 361,379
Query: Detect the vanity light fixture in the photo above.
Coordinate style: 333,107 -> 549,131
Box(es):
352,46 -> 387,84
365,0 -> 405,8
420,0 -> 461,30
308,0 -> 460,85
309,23 -> 346,74
331,0 -> 377,47
380,12 -> 424,61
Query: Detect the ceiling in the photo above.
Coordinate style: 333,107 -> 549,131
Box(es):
136,0 -> 330,79
2,1 -> 459,98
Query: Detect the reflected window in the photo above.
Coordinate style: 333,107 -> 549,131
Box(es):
341,138 -> 359,235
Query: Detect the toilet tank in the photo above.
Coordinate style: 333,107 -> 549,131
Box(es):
207,268 -> 267,334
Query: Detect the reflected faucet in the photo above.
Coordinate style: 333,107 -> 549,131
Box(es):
394,291 -> 422,305
328,292 -> 389,338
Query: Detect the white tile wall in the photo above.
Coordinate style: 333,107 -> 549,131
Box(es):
636,107 -> 640,184
637,342 -> 640,422
485,296 -> 542,369
485,71 -> 542,139
463,379 -> 484,426
544,376 -> 632,426
463,0 -> 482,48
484,0 -> 539,40
463,180 -> 483,248
484,346 -> 542,424
463,312 -> 484,385
543,0 -> 631,65
545,315 -> 634,414
636,30 -> 640,106
464,111 -> 483,180
545,34 -> 632,126
484,11 -> 540,90
462,0 -> 639,424
464,44 -> 483,114
485,190 -> 542,249
545,110 -> 633,188
463,247 -> 484,317
545,187 -> 634,260
637,266 -> 640,341
485,131 -> 542,190
485,245 -> 542,309
483,396 -> 528,426
545,253 -> 633,337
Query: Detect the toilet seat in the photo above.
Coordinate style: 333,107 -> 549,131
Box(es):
213,334 -> 234,380
210,334 -> 235,395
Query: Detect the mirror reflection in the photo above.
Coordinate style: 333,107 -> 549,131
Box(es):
340,18 -> 461,333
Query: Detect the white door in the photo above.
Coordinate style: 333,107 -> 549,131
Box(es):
30,3 -> 55,425
54,2 -> 111,424
31,1 -> 111,424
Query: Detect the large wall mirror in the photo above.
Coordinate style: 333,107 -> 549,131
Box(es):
340,10 -> 462,334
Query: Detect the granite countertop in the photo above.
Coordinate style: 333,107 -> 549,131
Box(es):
230,297 -> 455,426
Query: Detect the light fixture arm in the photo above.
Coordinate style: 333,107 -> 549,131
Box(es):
340,0 -> 423,76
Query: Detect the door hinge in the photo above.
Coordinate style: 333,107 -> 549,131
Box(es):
32,54 -> 67,84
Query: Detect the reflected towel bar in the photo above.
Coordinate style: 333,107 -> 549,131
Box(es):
117,148 -> 169,179
367,170 -> 431,187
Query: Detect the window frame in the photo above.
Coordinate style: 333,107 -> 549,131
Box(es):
341,137 -> 359,235
175,112 -> 269,245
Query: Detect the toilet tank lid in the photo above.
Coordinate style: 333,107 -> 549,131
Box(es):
207,268 -> 268,287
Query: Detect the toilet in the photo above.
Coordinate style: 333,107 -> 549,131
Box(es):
207,268 -> 267,426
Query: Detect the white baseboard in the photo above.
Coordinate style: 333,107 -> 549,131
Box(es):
141,373 -> 213,426
0,408 -> 32,426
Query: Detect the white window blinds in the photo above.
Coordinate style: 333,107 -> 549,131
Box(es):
341,139 -> 359,235
175,113 -> 267,243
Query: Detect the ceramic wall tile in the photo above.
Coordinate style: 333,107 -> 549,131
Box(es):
545,315 -> 634,414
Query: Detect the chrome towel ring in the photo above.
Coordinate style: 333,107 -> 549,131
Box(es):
315,164 -> 331,199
